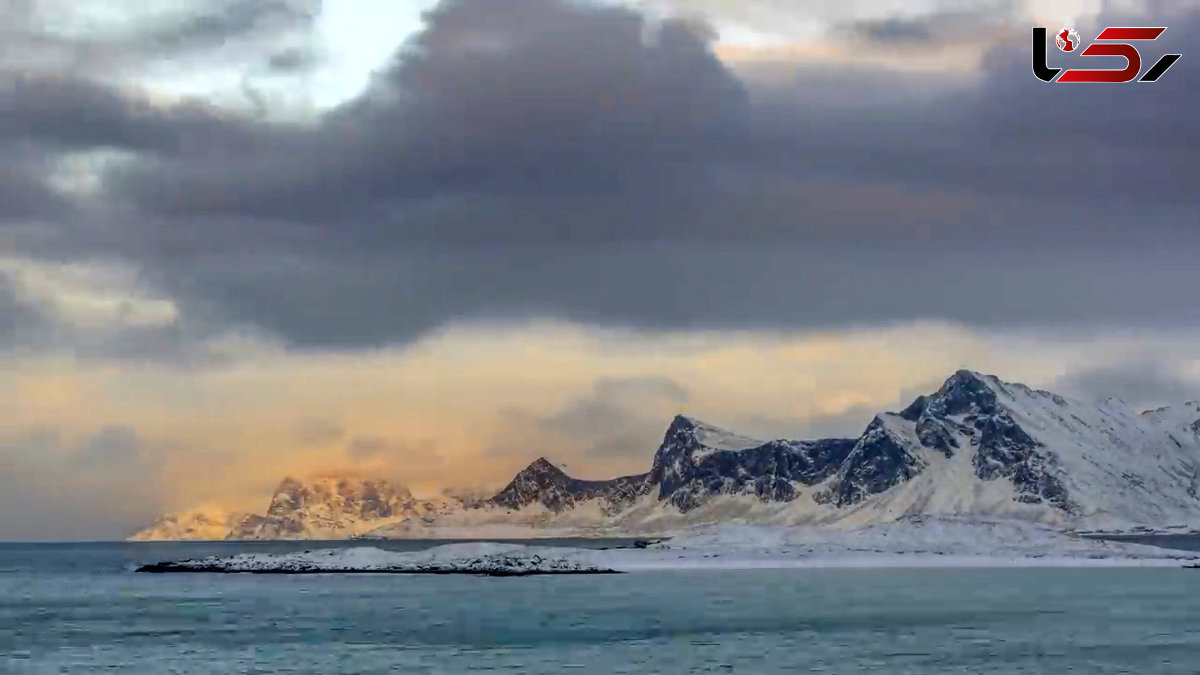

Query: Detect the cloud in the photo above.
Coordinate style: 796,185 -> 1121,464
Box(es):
482,374 -> 693,481
6,317 -> 1200,537
346,436 -> 441,466
0,156 -> 71,221
1055,361 -> 1200,409
539,376 -> 691,458
0,424 -> 165,540
0,256 -> 226,363
0,0 -> 321,77
292,418 -> 345,446
6,0 -> 1200,540
2,0 -> 1198,358
266,46 -> 321,73
833,5 -> 1014,46
78,425 -> 143,465
0,276 -> 50,347
0,74 -> 262,156
130,0 -> 319,58
346,435 -> 390,459
97,0 -> 744,225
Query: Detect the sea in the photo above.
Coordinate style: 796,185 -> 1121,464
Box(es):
4,537 -> 1200,674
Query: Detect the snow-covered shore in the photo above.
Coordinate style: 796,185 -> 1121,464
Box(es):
135,518 -> 1200,574
600,518 -> 1200,570
136,542 -> 621,575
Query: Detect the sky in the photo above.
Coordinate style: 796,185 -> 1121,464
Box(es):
2,0 -> 1198,540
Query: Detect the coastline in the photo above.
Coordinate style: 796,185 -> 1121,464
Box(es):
130,518 -> 1200,574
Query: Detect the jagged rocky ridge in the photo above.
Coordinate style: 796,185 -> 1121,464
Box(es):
131,371 -> 1200,539
473,370 -> 1200,526
489,458 -> 651,515
228,476 -> 427,539
131,476 -> 457,541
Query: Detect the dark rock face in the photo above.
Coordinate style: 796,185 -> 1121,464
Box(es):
649,416 -> 855,511
486,371 -> 1101,517
972,414 -> 1076,513
915,416 -> 960,457
488,458 -> 652,515
925,370 -> 1004,417
895,370 -> 1078,513
819,416 -> 924,507
490,416 -> 857,514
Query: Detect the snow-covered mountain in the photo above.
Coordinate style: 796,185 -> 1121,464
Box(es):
489,458 -> 650,515
435,370 -> 1200,532
128,507 -> 260,541
130,476 -> 458,541
131,371 -> 1200,539
228,475 -> 461,540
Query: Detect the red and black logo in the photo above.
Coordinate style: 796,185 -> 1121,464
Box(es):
1033,26 -> 1182,83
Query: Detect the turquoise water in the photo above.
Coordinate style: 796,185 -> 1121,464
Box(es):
4,541 -> 1200,673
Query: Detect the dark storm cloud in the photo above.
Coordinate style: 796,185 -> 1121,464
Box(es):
98,0 -> 746,228
0,155 -> 70,220
3,0 -> 1199,354
137,242 -> 1200,350
837,5 -> 1012,46
131,0 -> 319,56
0,275 -> 52,349
0,74 -> 268,155
99,0 -> 1197,234
748,28 -> 1200,217
266,46 -> 320,73
970,14 -> 1200,204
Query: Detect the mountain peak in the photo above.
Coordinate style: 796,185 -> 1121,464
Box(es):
488,455 -> 604,512
947,369 -> 990,385
664,414 -> 763,451
522,457 -> 567,475
927,369 -> 1002,417
900,371 -> 1004,421
668,414 -> 700,431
